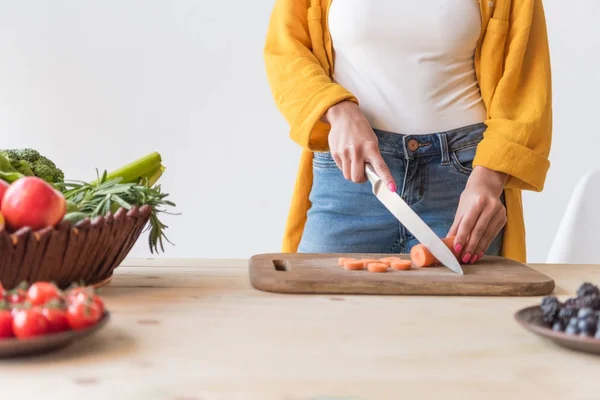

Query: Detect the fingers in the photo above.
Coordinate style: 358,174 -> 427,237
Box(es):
474,206 -> 507,259
365,144 -> 396,192
448,213 -> 462,242
462,199 -> 496,263
334,153 -> 352,181
454,197 -> 485,263
336,150 -> 362,182
333,142 -> 395,187
350,150 -> 366,183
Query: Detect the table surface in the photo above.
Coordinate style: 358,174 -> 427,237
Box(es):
0,258 -> 599,400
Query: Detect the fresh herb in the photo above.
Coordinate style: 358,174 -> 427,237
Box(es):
61,170 -> 177,254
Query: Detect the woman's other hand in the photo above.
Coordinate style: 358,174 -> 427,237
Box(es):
448,166 -> 508,263
323,101 -> 396,192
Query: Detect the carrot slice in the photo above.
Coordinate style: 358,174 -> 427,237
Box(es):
391,260 -> 412,271
343,260 -> 365,270
361,258 -> 381,268
381,256 -> 403,262
338,257 -> 353,266
410,245 -> 436,267
379,257 -> 402,267
410,235 -> 460,267
367,262 -> 388,273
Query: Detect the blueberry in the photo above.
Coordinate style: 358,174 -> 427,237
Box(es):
541,296 -> 562,323
578,316 -> 598,332
595,329 -> 600,339
558,307 -> 578,326
566,325 -> 580,335
577,282 -> 600,298
578,307 -> 594,318
552,322 -> 564,331
568,317 -> 579,327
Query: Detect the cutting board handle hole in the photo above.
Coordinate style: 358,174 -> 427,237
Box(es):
272,260 -> 290,272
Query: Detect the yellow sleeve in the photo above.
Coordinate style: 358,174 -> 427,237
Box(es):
263,0 -> 357,151
473,0 -> 552,192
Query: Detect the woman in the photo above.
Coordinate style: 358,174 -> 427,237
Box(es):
264,0 -> 552,263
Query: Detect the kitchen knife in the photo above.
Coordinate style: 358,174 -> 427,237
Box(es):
365,164 -> 464,275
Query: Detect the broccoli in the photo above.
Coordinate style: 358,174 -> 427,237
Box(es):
0,148 -> 64,183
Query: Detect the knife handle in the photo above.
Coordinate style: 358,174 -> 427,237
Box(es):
365,163 -> 380,185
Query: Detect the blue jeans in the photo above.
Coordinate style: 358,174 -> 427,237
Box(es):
298,122 -> 504,255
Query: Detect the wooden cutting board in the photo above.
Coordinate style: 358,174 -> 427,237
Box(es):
248,253 -> 555,296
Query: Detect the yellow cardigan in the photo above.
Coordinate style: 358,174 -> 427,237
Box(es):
264,0 -> 552,262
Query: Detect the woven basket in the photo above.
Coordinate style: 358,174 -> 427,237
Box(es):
0,205 -> 152,290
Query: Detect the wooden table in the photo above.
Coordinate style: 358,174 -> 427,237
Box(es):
0,259 -> 599,400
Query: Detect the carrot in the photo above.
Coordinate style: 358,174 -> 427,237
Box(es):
381,257 -> 403,261
391,260 -> 412,271
410,236 -> 459,268
442,236 -> 459,256
361,258 -> 381,268
410,245 -> 436,267
338,257 -> 353,266
343,260 -> 365,271
379,256 -> 402,267
367,262 -> 388,273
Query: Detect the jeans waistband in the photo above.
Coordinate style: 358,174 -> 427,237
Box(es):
373,122 -> 486,160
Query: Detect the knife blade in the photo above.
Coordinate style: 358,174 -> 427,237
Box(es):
365,164 -> 464,275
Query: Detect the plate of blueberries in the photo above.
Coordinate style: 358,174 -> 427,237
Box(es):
515,282 -> 600,355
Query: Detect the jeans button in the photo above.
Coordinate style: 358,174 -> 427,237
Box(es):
407,139 -> 419,151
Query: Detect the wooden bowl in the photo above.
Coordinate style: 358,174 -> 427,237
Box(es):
0,206 -> 151,289
0,311 -> 110,358
515,306 -> 600,355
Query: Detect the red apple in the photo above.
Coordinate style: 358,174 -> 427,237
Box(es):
0,180 -> 8,205
1,177 -> 66,231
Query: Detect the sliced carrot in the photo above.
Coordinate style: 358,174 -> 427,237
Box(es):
361,258 -> 381,268
338,257 -> 353,266
410,244 -> 436,267
367,262 -> 388,273
391,260 -> 412,271
343,260 -> 365,270
442,236 -> 459,257
381,256 -> 403,262
379,256 -> 402,267
410,235 -> 461,267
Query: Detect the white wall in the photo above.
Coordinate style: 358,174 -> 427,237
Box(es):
0,1 -> 596,262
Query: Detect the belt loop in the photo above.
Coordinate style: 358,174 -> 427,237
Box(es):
439,133 -> 450,166
401,136 -> 410,161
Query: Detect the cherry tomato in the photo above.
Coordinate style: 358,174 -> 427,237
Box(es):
42,307 -> 69,334
67,287 -> 92,303
66,302 -> 101,330
67,288 -> 104,315
27,282 -> 62,306
91,295 -> 104,315
12,308 -> 49,339
0,310 -> 13,338
7,289 -> 26,305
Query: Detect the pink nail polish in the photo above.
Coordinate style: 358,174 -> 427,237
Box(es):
455,244 -> 463,253
388,182 -> 397,192
478,252 -> 484,259
470,255 -> 478,264
462,253 -> 471,263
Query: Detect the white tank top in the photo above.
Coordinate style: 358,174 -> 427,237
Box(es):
328,0 -> 487,134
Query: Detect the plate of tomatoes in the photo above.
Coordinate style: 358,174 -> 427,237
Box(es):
0,281 -> 110,357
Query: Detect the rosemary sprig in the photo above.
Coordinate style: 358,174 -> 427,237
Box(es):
61,170 -> 178,254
